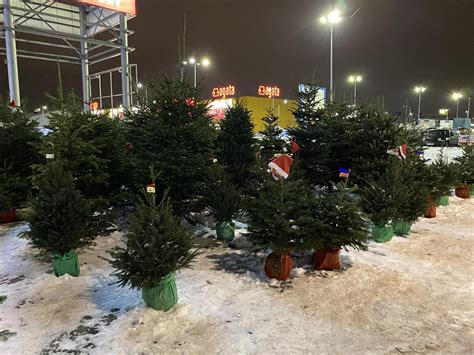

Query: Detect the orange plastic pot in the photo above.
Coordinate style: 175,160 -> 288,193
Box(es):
313,248 -> 341,270
455,185 -> 470,199
0,209 -> 17,224
264,253 -> 293,281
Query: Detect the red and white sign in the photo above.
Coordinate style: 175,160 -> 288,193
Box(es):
212,85 -> 236,99
61,0 -> 136,15
258,85 -> 280,98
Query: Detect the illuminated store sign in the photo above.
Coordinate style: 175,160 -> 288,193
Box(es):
258,85 -> 280,98
212,85 -> 236,99
60,0 -> 136,15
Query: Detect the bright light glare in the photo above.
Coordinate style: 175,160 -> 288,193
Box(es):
137,83 -> 143,89
348,75 -> 362,83
439,108 -> 449,115
320,16 -> 327,24
327,9 -> 342,24
414,86 -> 427,93
451,92 -> 463,100
42,105 -> 47,110
202,58 -> 210,67
189,57 -> 196,64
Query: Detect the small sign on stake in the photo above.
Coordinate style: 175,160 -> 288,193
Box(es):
46,154 -> 55,159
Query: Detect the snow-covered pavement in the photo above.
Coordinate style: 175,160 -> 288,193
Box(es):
1,196 -> 473,354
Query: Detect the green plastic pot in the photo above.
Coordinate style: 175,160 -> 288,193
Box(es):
435,196 -> 450,207
216,221 -> 235,241
372,224 -> 393,243
392,221 -> 411,236
142,272 -> 178,311
53,251 -> 80,277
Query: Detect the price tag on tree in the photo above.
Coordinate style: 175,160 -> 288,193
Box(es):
146,183 -> 156,194
46,154 -> 54,159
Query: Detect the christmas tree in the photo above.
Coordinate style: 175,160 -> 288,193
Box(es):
41,91 -> 128,212
0,103 -> 42,212
217,102 -> 257,188
109,190 -> 198,310
259,110 -> 286,162
24,160 -> 96,276
248,168 -> 322,279
430,150 -> 457,205
359,159 -> 399,242
454,146 -> 474,197
312,184 -> 369,251
125,76 -> 216,219
204,164 -> 241,241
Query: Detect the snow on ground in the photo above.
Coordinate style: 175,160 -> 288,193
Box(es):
1,196 -> 473,354
423,146 -> 463,163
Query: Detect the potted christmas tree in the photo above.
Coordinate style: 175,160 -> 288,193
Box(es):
259,111 -> 286,162
248,175 -> 319,281
360,167 -> 398,243
23,160 -> 95,277
391,157 -> 430,235
205,164 -> 241,241
109,190 -> 198,311
454,146 -> 474,199
311,185 -> 369,270
431,151 -> 457,206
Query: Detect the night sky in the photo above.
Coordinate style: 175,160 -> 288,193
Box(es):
1,0 -> 473,115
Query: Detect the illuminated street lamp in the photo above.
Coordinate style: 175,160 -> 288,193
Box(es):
137,82 -> 148,101
414,86 -> 427,125
320,9 -> 342,103
439,108 -> 449,119
348,75 -> 362,104
183,57 -> 211,88
451,92 -> 463,118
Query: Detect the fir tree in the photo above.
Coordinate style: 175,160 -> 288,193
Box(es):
259,111 -> 286,162
430,150 -> 457,197
217,102 -> 257,188
24,160 -> 96,255
312,184 -> 369,250
454,146 -> 474,187
0,103 -> 42,208
125,76 -> 217,218
248,175 -> 320,254
109,191 -> 199,289
41,93 -> 128,211
204,164 -> 241,223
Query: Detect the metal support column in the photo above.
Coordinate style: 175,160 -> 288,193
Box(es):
4,0 -> 21,106
119,13 -> 130,109
79,5 -> 90,111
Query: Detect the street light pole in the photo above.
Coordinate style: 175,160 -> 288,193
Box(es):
414,86 -> 426,125
193,62 -> 198,88
451,92 -> 463,118
467,97 -> 471,118
184,57 -> 210,88
348,75 -> 362,105
320,9 -> 342,104
330,25 -> 334,103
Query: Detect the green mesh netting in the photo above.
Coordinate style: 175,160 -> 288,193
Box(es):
142,272 -> 178,311
372,224 -> 394,243
53,251 -> 80,277
216,221 -> 235,241
392,221 -> 411,236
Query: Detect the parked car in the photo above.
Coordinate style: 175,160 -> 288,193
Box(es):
458,135 -> 473,146
423,128 -> 458,147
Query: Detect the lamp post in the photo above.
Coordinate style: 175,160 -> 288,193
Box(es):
320,9 -> 342,103
41,105 -> 47,115
137,82 -> 148,101
467,97 -> 471,119
451,92 -> 463,118
348,75 -> 362,105
414,86 -> 426,125
183,57 -> 210,88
